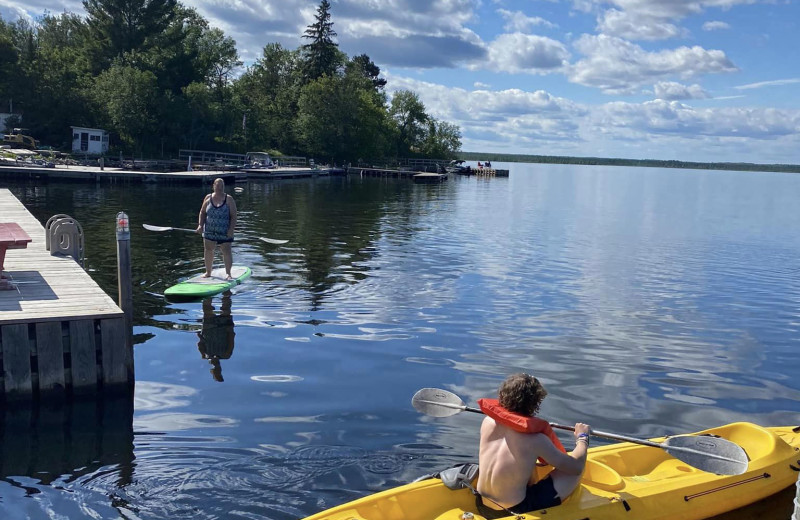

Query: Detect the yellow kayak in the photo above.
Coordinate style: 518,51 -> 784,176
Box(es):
302,422 -> 800,520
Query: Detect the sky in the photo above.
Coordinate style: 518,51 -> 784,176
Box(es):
2,0 -> 799,163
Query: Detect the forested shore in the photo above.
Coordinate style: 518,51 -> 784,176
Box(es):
0,0 -> 461,164
459,152 -> 800,174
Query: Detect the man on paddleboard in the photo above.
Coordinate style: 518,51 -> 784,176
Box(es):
196,178 -> 238,279
476,373 -> 590,518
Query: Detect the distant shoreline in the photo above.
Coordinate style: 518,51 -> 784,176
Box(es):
458,152 -> 800,174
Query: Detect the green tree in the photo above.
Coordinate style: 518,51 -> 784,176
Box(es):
301,0 -> 342,82
198,27 -> 241,95
348,54 -> 386,91
419,118 -> 461,159
83,0 -> 177,67
234,43 -> 303,153
296,71 -> 392,163
0,28 -> 20,116
295,75 -> 344,161
27,14 -> 95,146
93,63 -> 160,153
389,90 -> 428,157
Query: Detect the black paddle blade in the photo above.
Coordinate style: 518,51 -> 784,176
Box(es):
664,435 -> 749,475
411,388 -> 466,417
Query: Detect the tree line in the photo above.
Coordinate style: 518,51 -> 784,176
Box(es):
458,152 -> 800,174
0,0 -> 462,163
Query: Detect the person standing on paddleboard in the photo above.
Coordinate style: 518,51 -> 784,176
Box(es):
476,373 -> 591,518
196,178 -> 238,280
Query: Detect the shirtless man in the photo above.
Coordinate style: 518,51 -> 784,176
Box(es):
476,374 -> 590,518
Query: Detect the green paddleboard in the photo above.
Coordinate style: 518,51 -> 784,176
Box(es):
164,266 -> 252,300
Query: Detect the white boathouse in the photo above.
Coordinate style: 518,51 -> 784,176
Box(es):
71,126 -> 109,155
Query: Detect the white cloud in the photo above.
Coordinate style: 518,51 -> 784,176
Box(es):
597,9 -> 683,40
388,74 -> 800,161
569,35 -> 738,94
192,0 -> 484,65
591,0 -> 758,20
653,81 -> 708,100
595,99 -> 800,140
702,21 -> 731,31
474,81 -> 491,89
735,78 -> 800,90
0,1 -> 30,22
387,75 -> 586,144
483,33 -> 570,73
497,9 -> 557,32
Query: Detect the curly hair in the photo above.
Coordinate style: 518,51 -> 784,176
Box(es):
498,373 -> 548,416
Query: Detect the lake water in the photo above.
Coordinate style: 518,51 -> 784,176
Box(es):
2,163 -> 799,519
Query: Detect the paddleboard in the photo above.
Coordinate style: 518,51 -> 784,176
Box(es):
164,266 -> 252,300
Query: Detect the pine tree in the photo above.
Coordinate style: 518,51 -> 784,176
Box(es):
83,0 -> 177,65
301,0 -> 341,81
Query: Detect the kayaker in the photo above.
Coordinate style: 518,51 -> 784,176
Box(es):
196,177 -> 238,279
476,373 -> 590,518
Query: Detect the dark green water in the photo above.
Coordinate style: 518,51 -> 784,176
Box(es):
1,163 -> 799,519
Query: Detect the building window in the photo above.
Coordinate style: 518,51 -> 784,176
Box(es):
90,135 -> 101,141
73,133 -> 79,140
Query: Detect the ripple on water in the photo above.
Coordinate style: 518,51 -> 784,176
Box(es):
250,375 -> 304,383
135,381 -> 197,412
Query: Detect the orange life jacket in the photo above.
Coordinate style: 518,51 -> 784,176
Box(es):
478,398 -> 566,465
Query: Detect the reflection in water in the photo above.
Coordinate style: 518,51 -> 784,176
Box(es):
0,396 -> 134,516
197,293 -> 235,382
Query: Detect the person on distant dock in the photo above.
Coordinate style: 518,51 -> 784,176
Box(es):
196,177 -> 237,279
475,373 -> 590,518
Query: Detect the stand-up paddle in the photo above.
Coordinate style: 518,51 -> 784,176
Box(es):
143,224 -> 288,244
411,388 -> 749,476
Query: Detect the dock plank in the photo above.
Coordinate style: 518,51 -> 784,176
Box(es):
36,321 -> 66,394
2,323 -> 32,397
70,319 -> 98,392
0,189 -> 123,324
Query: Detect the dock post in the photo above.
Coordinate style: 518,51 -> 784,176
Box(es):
116,212 -> 133,350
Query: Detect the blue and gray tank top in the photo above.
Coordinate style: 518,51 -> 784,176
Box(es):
203,196 -> 231,242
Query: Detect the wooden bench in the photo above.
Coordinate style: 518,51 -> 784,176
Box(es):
0,222 -> 32,289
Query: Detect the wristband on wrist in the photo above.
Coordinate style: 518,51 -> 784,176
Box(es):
577,433 -> 590,444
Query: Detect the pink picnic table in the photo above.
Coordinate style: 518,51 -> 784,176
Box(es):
0,222 -> 33,289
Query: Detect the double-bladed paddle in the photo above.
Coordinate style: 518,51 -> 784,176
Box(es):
143,224 -> 288,245
411,388 -> 749,476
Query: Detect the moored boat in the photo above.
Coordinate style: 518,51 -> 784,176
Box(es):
302,422 -> 800,520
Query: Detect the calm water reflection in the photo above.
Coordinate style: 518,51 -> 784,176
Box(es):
2,164 -> 800,519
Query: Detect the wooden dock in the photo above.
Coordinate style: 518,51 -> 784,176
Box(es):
0,189 -> 131,400
240,166 -> 329,179
0,163 -> 351,184
0,164 -> 235,184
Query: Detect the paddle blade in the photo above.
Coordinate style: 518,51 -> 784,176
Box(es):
143,224 -> 172,232
412,388 -> 466,417
664,435 -> 749,475
259,237 -> 288,245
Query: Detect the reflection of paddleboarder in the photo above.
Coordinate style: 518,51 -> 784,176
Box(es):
197,293 -> 235,382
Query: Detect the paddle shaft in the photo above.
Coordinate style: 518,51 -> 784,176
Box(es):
143,224 -> 288,244
418,399 -> 743,464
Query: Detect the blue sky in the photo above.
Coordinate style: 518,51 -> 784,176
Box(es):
2,0 -> 799,163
